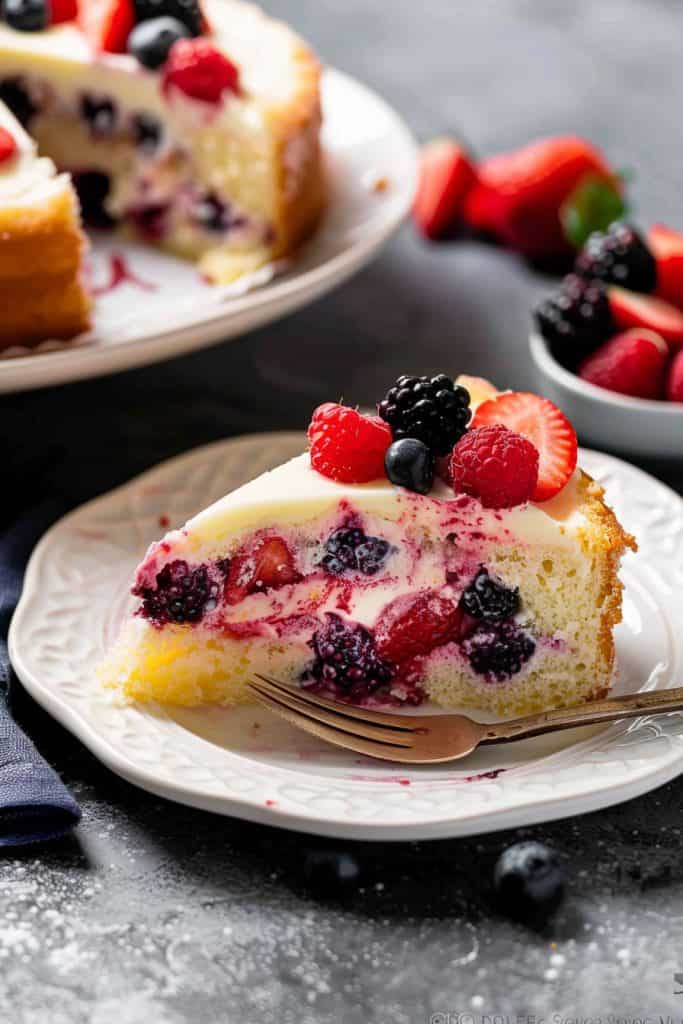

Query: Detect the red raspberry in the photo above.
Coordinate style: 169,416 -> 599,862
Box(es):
51,0 -> 77,22
667,348 -> 683,402
0,128 -> 17,164
375,591 -> 464,664
450,425 -> 539,509
308,403 -> 392,484
579,328 -> 669,399
163,38 -> 240,104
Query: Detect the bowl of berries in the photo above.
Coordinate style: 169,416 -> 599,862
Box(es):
530,222 -> 683,458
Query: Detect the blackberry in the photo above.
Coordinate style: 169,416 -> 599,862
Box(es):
72,172 -> 114,228
534,273 -> 614,355
302,613 -> 394,695
134,559 -> 219,625
132,0 -> 202,35
0,78 -> 37,127
462,621 -> 535,681
460,569 -> 520,622
494,842 -> 565,920
574,222 -> 657,293
80,94 -> 118,138
378,373 -> 471,457
320,527 -> 391,577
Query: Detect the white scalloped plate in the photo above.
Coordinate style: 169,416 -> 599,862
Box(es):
9,434 -> 683,839
0,68 -> 417,394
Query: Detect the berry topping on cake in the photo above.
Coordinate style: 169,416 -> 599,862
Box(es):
50,0 -> 78,23
412,137 -> 477,240
384,438 -> 434,494
648,223 -> 683,309
574,222 -> 657,293
462,620 -> 536,681
667,349 -> 683,402
162,37 -> 240,103
578,328 -> 668,399
225,536 -> 300,605
450,424 -> 539,509
375,591 -> 463,664
4,0 -> 48,31
78,0 -> 136,53
80,94 -> 118,137
0,127 -> 17,164
308,403 -> 392,484
494,842 -> 565,919
133,112 -> 163,154
472,392 -> 578,502
460,569 -> 521,622
608,286 -> 683,349
534,273 -> 614,354
454,374 -> 497,406
128,15 -> 191,69
134,559 -> 218,625
320,527 -> 392,577
378,373 -> 471,456
133,0 -> 202,35
464,135 -> 618,259
303,614 -> 394,696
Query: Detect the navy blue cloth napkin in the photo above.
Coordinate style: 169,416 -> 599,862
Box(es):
0,498 -> 81,846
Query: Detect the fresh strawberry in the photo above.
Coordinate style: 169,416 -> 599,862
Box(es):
78,0 -> 135,53
608,286 -> 683,349
225,536 -> 300,605
0,128 -> 17,164
308,402 -> 392,484
648,223 -> 683,309
450,424 -> 539,509
471,392 -> 578,502
163,38 -> 240,104
464,135 -> 617,259
51,0 -> 78,22
666,348 -> 683,402
578,329 -> 668,400
375,591 -> 464,664
412,138 -> 477,240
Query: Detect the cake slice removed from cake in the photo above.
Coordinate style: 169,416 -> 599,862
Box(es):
0,100 -> 91,349
100,375 -> 635,717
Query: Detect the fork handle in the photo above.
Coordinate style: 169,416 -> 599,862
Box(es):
480,684 -> 683,744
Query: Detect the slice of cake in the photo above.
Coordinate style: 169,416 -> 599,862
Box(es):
0,99 -> 90,348
101,374 -> 636,717
0,0 -> 324,284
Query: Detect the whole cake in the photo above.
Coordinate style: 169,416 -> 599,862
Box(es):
0,0 -> 324,285
101,374 -> 636,717
0,98 -> 91,347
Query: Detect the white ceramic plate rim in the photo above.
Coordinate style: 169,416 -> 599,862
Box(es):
9,434 -> 683,840
0,67 -> 418,394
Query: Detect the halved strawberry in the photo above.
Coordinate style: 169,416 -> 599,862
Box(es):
471,392 -> 578,502
578,329 -> 668,400
648,223 -> 683,309
0,128 -> 17,165
608,286 -> 683,350
51,0 -> 78,23
667,348 -> 683,402
464,135 -> 618,259
77,0 -> 135,53
375,591 -> 464,664
225,536 -> 301,605
412,138 -> 477,240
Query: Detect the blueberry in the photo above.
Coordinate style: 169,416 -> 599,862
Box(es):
302,848 -> 361,898
4,0 -> 47,31
494,841 -> 565,919
460,569 -> 520,622
133,0 -> 202,36
80,95 -> 117,138
128,16 -> 191,70
384,438 -> 434,494
132,113 -> 163,154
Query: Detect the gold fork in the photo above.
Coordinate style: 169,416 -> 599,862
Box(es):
247,675 -> 683,763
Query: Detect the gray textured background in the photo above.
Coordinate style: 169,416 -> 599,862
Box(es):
3,1 -> 683,1020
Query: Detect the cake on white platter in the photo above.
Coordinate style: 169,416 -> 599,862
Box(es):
100,374 -> 635,717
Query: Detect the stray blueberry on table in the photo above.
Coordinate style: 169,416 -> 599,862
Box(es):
302,848 -> 362,898
493,841 -> 565,919
384,437 -> 434,494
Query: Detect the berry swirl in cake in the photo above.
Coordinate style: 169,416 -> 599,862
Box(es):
100,374 -> 636,717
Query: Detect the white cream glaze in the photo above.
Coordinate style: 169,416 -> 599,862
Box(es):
0,99 -> 67,204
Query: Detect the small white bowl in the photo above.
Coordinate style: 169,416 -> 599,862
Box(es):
529,332 -> 683,459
